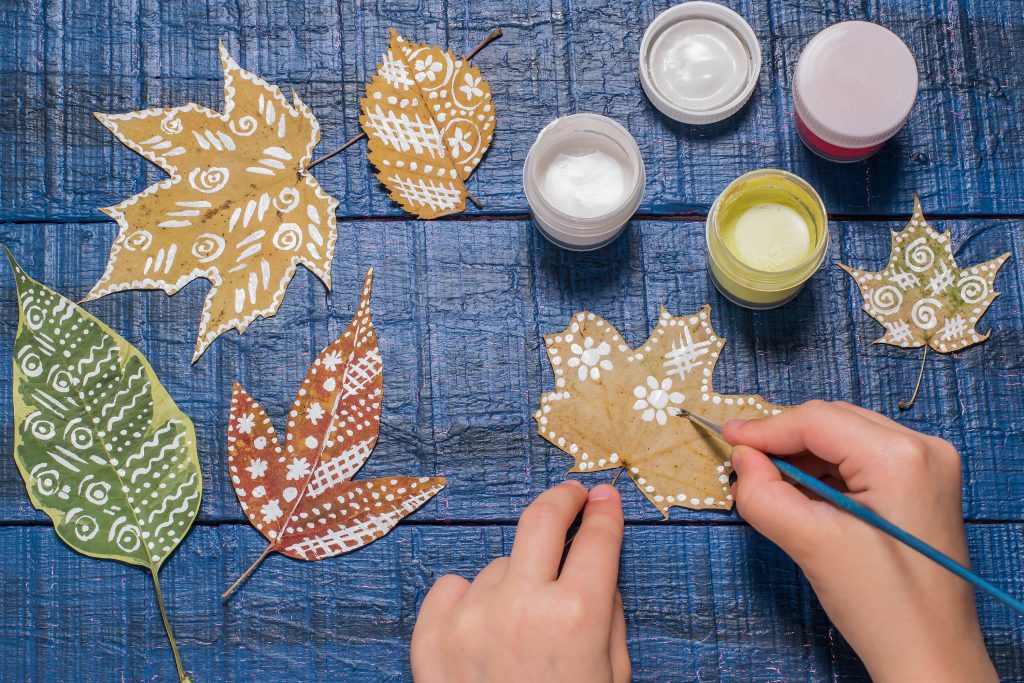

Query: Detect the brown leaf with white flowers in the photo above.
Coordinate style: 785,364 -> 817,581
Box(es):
534,307 -> 783,517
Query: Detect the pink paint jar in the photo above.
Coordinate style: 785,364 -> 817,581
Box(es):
793,21 -> 918,162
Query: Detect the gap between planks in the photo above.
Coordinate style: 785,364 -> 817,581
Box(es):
4,212 -> 1024,227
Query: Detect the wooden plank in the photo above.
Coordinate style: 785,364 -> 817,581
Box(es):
1,217 -> 1021,523
2,0 -> 1023,221
1,522 -> 1022,682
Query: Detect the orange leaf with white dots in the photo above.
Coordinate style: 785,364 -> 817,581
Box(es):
534,307 -> 784,517
223,268 -> 445,597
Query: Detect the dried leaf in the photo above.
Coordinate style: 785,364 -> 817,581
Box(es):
7,248 -> 200,682
360,29 -> 496,219
224,268 -> 445,596
534,307 -> 782,517
839,197 -> 1009,408
88,43 -> 340,362
839,196 -> 1009,353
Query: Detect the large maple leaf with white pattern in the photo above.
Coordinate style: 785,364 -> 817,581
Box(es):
88,43 -> 339,362
223,269 -> 445,597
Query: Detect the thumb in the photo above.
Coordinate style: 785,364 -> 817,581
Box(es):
731,445 -> 830,562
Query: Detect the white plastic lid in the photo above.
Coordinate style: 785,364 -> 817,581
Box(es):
639,2 -> 761,125
793,21 -> 918,148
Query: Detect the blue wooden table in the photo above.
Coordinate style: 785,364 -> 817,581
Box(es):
2,1 -> 1023,680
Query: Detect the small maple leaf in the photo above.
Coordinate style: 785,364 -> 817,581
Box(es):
534,307 -> 783,517
223,268 -> 445,598
839,196 -> 1009,408
359,29 -> 496,219
87,43 -> 340,362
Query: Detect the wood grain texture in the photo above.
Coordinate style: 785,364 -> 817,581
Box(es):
1,523 -> 1023,682
3,1 -> 1024,680
1,0 -> 1023,220
1,217 -> 1020,524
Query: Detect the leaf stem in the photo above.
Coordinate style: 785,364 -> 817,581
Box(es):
466,27 -> 504,60
466,192 -> 484,210
306,27 -> 504,169
898,346 -> 929,410
610,466 -> 626,486
222,544 -> 276,600
307,132 -> 365,170
151,568 -> 190,683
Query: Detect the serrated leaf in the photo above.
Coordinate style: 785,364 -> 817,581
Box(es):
223,268 -> 445,596
839,196 -> 1009,353
838,197 -> 1010,408
87,43 -> 340,363
534,307 -> 783,517
7,248 -> 200,681
360,29 -> 496,219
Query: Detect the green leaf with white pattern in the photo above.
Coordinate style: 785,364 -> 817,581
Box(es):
6,248 -> 199,682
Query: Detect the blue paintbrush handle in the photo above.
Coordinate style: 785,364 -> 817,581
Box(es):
769,456 -> 1024,616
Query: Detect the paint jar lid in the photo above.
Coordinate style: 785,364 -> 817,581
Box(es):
793,21 -> 918,149
639,1 -> 761,125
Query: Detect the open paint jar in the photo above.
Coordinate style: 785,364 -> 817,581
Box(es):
706,169 -> 828,308
793,21 -> 918,162
524,114 -> 645,250
639,1 -> 761,125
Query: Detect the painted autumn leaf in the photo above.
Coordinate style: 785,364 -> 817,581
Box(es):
839,196 -> 1009,408
6,249 -> 200,682
88,43 -> 339,363
223,268 -> 446,598
360,29 -> 496,218
534,307 -> 782,517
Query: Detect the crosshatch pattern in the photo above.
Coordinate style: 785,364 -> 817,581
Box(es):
2,0 -> 1024,681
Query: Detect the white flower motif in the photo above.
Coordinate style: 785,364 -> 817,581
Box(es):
632,376 -> 684,426
306,402 -> 326,424
414,55 -> 443,83
246,458 -> 268,479
236,412 -> 256,435
322,350 -> 344,371
261,499 -> 283,524
286,457 -> 312,481
567,337 -> 612,381
448,126 -> 472,154
459,72 -> 484,99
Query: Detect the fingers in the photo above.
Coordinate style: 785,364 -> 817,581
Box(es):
413,574 -> 470,636
723,400 -> 908,473
467,556 -> 509,595
610,591 -> 631,683
508,481 -> 588,581
731,445 -> 834,556
561,484 -> 623,595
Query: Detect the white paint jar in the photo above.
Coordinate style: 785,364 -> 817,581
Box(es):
524,114 -> 645,250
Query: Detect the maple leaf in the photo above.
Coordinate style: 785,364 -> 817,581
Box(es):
534,307 -> 783,517
839,196 -> 1009,408
222,268 -> 446,598
87,43 -> 339,362
359,29 -> 496,219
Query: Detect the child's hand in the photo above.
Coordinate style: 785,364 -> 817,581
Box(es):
724,401 -> 997,683
411,481 -> 630,683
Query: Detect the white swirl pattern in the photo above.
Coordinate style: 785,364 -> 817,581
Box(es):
188,166 -> 230,193
870,285 -> 903,315
958,274 -> 989,304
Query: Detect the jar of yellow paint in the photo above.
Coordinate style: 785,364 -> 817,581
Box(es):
705,169 -> 828,308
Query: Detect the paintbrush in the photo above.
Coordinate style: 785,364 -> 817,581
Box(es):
674,407 -> 1024,616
